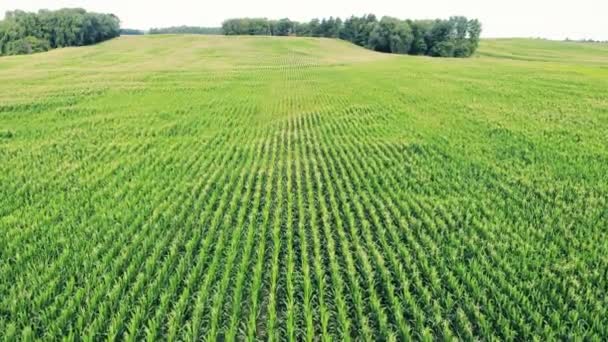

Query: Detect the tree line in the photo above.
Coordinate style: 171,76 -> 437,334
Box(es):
222,15 -> 482,57
149,26 -> 222,35
1,10 -> 482,58
120,28 -> 145,35
0,8 -> 120,56
565,38 -> 608,44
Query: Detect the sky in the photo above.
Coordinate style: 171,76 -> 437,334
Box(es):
1,0 -> 607,41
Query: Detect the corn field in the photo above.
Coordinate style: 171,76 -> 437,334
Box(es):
1,36 -> 608,341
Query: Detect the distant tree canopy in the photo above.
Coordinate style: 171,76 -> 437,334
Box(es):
222,15 -> 482,57
0,8 -> 120,56
565,38 -> 608,44
222,18 -> 275,36
149,26 -> 222,35
120,28 -> 144,35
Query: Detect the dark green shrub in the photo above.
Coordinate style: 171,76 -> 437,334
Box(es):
5,36 -> 50,55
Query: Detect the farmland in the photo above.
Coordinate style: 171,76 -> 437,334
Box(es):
1,35 -> 608,340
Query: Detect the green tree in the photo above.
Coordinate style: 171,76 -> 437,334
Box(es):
218,15 -> 480,58
274,18 -> 294,36
467,19 -> 482,53
0,8 -> 119,56
427,19 -> 456,57
4,36 -> 50,55
368,17 -> 413,54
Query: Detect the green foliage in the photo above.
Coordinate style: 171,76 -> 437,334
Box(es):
3,36 -> 50,55
222,18 -> 273,36
148,26 -> 221,35
0,8 -> 119,56
271,18 -> 295,36
1,36 -> 607,340
221,14 -> 482,57
120,28 -> 144,35
341,14 -> 377,46
367,16 -> 413,54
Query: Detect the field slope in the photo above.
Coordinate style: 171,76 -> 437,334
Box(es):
1,36 -> 608,340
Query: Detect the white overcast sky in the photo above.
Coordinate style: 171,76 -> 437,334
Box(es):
1,0 -> 607,40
